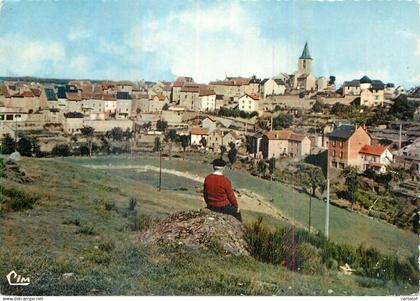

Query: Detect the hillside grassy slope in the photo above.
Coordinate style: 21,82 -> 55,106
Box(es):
0,156 -> 418,296
66,154 -> 419,258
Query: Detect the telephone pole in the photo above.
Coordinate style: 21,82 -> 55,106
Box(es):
398,123 -> 402,149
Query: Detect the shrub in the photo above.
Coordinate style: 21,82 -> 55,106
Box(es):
75,225 -> 96,235
130,213 -> 153,232
244,217 -> 419,284
51,144 -> 71,157
0,187 -> 38,212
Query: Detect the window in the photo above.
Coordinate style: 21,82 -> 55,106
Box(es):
6,115 -> 13,120
332,140 -> 336,147
333,150 -> 336,157
0,115 -> 3,120
340,151 -> 344,158
340,141 -> 344,148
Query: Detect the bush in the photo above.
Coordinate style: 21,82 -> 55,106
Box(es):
75,225 -> 96,235
51,144 -> 71,157
130,213 -> 153,232
0,187 -> 38,212
244,217 -> 419,284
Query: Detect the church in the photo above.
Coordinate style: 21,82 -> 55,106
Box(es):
292,42 -> 317,92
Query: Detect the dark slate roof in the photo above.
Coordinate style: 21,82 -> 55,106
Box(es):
56,86 -> 66,98
386,83 -> 395,88
116,91 -> 132,99
359,76 -> 372,84
64,112 -> 84,118
44,88 -> 57,101
344,80 -> 360,87
66,84 -> 78,93
371,82 -> 385,90
329,124 -> 356,140
299,41 -> 312,60
249,78 -> 261,84
260,78 -> 269,85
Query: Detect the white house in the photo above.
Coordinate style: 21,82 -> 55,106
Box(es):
190,127 -> 209,146
359,145 -> 393,173
199,90 -> 216,112
261,79 -> 286,97
239,93 -> 260,113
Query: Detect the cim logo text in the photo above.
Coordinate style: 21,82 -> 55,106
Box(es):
6,270 -> 30,286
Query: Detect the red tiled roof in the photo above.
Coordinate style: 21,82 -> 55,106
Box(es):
199,89 -> 216,96
265,130 -> 291,140
289,133 -> 306,142
30,88 -> 41,97
152,94 -> 168,101
244,93 -> 260,101
359,145 -> 387,156
66,92 -> 81,101
191,127 -> 209,135
368,162 -> 384,167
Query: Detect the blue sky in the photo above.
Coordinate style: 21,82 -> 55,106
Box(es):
0,0 -> 419,87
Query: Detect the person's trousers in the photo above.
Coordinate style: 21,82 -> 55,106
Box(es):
207,204 -> 242,222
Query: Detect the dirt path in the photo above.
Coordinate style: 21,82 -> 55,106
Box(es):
83,164 -> 301,227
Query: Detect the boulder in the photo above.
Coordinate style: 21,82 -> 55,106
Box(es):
140,209 -> 250,256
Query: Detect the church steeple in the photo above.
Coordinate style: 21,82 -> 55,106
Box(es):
299,41 -> 312,60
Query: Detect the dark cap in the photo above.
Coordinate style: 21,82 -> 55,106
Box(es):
212,159 -> 226,167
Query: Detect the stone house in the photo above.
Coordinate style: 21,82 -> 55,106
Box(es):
201,116 -> 217,133
260,130 -> 311,159
191,127 -> 209,146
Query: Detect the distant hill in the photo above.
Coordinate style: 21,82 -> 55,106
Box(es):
0,76 -> 106,85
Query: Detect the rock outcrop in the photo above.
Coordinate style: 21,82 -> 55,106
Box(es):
140,209 -> 250,256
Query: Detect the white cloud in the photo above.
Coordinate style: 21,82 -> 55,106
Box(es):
68,27 -> 91,41
102,1 -> 298,82
69,55 -> 90,75
398,29 -> 420,56
0,34 -> 65,76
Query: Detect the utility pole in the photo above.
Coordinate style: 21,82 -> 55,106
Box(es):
325,178 -> 330,238
158,139 -> 162,192
398,123 -> 402,149
325,148 -> 330,238
308,194 -> 312,233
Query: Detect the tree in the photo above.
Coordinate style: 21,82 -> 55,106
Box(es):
268,156 -> 276,180
388,95 -> 418,121
107,127 -> 124,141
257,159 -> 267,178
342,166 -> 359,210
220,145 -> 227,158
156,119 -> 168,132
52,144 -> 71,157
168,129 -> 177,141
298,163 -> 326,232
162,103 -> 169,110
329,76 -> 336,85
312,100 -> 325,113
299,163 -> 326,197
124,128 -> 134,140
273,113 -> 293,129
101,135 -> 111,154
17,137 -> 33,156
200,136 -> 207,148
153,137 -> 161,152
180,135 -> 189,159
80,126 -> 95,157
227,142 -> 237,166
2,134 -> 15,154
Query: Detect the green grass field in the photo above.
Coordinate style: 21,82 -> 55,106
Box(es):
0,155 -> 418,295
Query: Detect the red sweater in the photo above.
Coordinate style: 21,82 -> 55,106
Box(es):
203,174 -> 238,208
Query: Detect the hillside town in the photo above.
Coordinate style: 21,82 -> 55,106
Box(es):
1,43 -> 419,227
